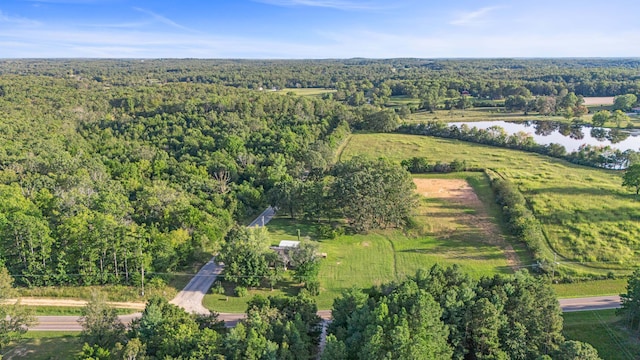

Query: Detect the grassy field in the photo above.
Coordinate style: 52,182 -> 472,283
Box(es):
563,309 -> 640,360
2,331 -> 81,360
386,95 -> 640,128
341,133 -> 640,276
553,279 -> 627,298
204,172 -> 516,312
279,88 -> 336,97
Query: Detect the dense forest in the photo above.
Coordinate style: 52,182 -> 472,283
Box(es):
1,58 -> 640,98
0,73 -> 351,286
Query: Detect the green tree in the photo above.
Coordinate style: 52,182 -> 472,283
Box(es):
618,268 -> 640,329
218,226 -> 271,287
611,109 -> 630,128
591,110 -> 610,127
79,292 -> 126,349
364,109 -> 400,133
622,164 -> 640,195
330,156 -> 418,232
613,94 -> 637,112
554,340 -> 601,360
321,334 -> 347,360
505,95 -> 528,112
0,264 -> 36,351
289,240 -> 321,286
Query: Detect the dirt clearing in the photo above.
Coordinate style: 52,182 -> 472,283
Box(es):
413,178 -> 521,269
582,97 -> 614,106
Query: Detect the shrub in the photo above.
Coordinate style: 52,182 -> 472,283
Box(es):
234,286 -> 248,297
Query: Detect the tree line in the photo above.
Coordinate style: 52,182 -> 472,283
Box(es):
398,121 -> 638,169
69,265 -> 601,360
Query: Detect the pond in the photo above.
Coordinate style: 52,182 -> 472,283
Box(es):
448,121 -> 640,153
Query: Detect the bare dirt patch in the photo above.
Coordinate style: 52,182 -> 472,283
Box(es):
582,97 -> 614,106
1,297 -> 145,310
413,178 -> 521,269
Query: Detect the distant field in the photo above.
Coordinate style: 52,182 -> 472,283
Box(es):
583,96 -> 615,106
563,309 -> 640,360
279,88 -> 336,96
407,107 -> 566,124
341,133 -> 639,275
204,172 -> 513,312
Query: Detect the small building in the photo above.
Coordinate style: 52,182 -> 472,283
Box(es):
270,241 -> 300,269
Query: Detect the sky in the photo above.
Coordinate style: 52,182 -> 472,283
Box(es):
0,0 -> 639,58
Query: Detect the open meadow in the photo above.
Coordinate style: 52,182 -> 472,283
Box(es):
2,332 -> 81,360
340,133 -> 640,277
204,172 -> 515,312
278,88 -> 336,97
563,309 -> 640,360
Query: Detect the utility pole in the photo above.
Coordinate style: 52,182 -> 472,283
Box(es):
139,242 -> 145,297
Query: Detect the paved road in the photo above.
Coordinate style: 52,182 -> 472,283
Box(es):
168,206 -> 278,315
248,206 -> 277,227
558,295 -> 621,312
169,258 -> 223,314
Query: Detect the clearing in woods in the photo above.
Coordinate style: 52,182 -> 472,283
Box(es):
413,178 -> 520,269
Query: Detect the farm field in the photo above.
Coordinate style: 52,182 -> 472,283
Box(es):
204,172 -> 514,312
340,133 -> 640,276
563,309 -> 640,360
278,88 -> 336,96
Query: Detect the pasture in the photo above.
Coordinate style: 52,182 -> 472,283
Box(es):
204,173 -> 514,312
563,309 -> 640,360
278,88 -> 336,97
341,133 -> 640,276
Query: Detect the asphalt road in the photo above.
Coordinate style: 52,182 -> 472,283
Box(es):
168,206 -> 278,315
558,295 -> 621,312
169,258 -> 223,314
30,297 -> 621,331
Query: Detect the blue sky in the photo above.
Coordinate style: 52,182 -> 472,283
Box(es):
0,0 -> 639,58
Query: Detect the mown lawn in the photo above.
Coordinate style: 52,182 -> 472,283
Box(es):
563,309 -> 640,360
553,279 -> 627,298
2,332 -> 81,360
204,173 -> 514,312
342,133 -> 640,275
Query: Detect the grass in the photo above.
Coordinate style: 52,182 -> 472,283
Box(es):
24,306 -> 135,316
279,88 -> 336,97
16,271 -> 194,303
553,279 -> 627,298
2,332 -> 81,360
563,309 -> 640,360
342,133 -> 640,276
204,173 -> 515,312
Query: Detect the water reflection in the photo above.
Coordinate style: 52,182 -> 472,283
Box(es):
448,121 -> 639,153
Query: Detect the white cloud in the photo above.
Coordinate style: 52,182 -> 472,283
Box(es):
132,7 -> 198,33
0,10 -> 41,27
450,6 -> 502,26
253,0 -> 382,10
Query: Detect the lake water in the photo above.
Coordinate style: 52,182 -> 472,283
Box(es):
448,121 -> 640,153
